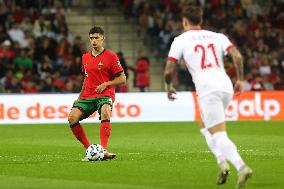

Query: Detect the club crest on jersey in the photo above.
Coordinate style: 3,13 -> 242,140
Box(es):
98,61 -> 103,70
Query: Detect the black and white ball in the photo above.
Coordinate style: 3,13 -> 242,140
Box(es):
86,144 -> 104,161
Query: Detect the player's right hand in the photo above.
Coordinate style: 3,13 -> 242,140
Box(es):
234,80 -> 244,96
167,88 -> 177,101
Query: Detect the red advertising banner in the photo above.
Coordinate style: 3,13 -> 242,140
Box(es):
194,91 -> 284,121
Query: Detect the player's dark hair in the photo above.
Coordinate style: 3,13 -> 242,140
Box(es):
182,6 -> 203,25
89,26 -> 104,35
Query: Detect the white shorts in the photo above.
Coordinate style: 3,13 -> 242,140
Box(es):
198,91 -> 233,128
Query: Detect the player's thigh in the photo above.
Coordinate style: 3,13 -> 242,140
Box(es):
222,92 -> 233,109
68,107 -> 84,124
100,103 -> 112,120
198,92 -> 226,129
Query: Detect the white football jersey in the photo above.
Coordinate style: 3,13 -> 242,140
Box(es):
168,28 -> 234,97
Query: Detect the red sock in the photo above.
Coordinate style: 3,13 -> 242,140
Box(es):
70,123 -> 90,149
100,120 -> 111,149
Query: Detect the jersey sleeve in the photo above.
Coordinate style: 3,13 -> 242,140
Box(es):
220,34 -> 234,55
110,53 -> 123,75
167,37 -> 183,64
81,55 -> 85,73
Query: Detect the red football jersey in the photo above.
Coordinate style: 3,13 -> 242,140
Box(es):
80,49 -> 123,101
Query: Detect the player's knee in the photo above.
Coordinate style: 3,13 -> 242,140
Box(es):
100,106 -> 111,120
68,113 -> 79,125
100,111 -> 110,120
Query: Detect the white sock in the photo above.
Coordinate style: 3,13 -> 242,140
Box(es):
212,131 -> 245,171
200,128 -> 225,164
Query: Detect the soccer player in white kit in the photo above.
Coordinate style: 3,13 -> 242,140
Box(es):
164,6 -> 252,188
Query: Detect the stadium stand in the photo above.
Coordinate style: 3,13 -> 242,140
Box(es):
0,0 -> 283,93
0,0 -> 85,93
128,0 -> 284,91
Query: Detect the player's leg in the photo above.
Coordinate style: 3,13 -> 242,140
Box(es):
100,103 -> 116,160
209,122 -> 252,187
68,107 -> 90,149
198,121 -> 225,165
100,103 -> 112,149
198,94 -> 230,184
205,92 -> 252,187
199,121 -> 229,185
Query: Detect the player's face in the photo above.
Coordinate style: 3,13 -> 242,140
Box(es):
89,33 -> 104,49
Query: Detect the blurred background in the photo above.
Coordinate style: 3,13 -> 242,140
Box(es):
0,2 -> 283,188
0,0 -> 283,94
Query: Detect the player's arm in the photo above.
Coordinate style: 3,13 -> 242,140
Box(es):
106,71 -> 126,86
95,71 -> 126,93
164,60 -> 177,100
76,55 -> 87,101
227,47 -> 244,96
73,74 -> 86,104
164,36 -> 182,100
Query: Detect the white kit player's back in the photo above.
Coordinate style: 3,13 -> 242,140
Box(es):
168,28 -> 234,97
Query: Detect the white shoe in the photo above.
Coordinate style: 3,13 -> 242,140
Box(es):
216,161 -> 230,185
236,165 -> 253,188
102,150 -> 116,160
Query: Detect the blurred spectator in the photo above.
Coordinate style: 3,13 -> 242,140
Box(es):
19,16 -> 33,33
39,76 -> 54,92
116,51 -> 129,92
38,59 -> 53,79
72,36 -> 83,57
0,0 -> 283,94
13,48 -> 33,72
22,80 -> 38,93
128,0 -> 284,92
0,2 -> 8,26
0,40 -> 15,77
43,21 -> 56,39
69,56 -> 82,75
32,15 -> 47,38
65,80 -> 76,93
13,5 -> 24,23
53,70 -> 66,92
5,76 -> 21,93
135,50 -> 150,92
117,51 -> 129,79
73,74 -> 84,92
1,69 -> 14,92
7,23 -> 25,46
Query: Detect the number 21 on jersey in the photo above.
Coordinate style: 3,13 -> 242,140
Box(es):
194,43 -> 219,69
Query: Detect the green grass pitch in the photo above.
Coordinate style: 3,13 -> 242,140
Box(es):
0,121 -> 283,189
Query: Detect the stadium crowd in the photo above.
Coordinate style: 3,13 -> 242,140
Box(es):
0,0 -> 283,93
124,0 -> 284,91
0,0 -> 85,93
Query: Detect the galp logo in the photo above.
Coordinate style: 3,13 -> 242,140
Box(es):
226,92 -> 283,121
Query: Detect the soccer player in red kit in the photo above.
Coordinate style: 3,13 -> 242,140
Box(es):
68,26 -> 126,161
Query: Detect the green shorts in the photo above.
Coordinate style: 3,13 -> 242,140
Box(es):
72,97 -> 113,120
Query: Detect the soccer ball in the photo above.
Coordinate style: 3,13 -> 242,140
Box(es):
86,144 -> 104,161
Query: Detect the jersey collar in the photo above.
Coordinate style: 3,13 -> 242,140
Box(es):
189,27 -> 201,31
91,48 -> 106,58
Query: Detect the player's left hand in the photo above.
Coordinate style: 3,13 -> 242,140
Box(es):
96,83 -> 108,93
